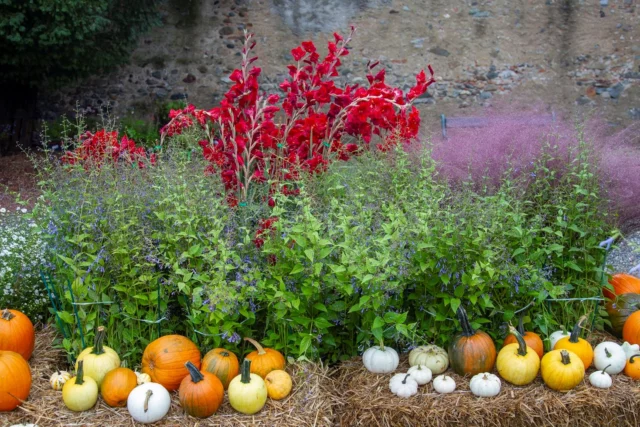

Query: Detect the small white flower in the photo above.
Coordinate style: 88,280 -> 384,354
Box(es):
20,208 -> 27,213
0,208 -> 5,213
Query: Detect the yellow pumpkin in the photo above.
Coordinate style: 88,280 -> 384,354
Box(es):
554,315 -> 593,369
75,326 -> 120,387
496,325 -> 540,386
62,361 -> 99,411
265,369 -> 292,400
228,359 -> 267,414
541,349 -> 585,391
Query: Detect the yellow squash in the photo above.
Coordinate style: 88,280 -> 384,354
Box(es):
541,349 -> 585,391
496,325 -> 540,385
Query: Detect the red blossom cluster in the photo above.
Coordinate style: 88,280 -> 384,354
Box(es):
61,130 -> 155,169
160,28 -> 435,207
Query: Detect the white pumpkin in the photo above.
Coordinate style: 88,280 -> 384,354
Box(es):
593,341 -> 626,374
549,330 -> 570,350
589,367 -> 613,389
50,370 -> 71,391
135,371 -> 151,385
407,364 -> 432,386
127,383 -> 171,424
621,342 -> 640,360
408,345 -> 449,374
362,343 -> 399,374
469,373 -> 501,398
432,375 -> 456,394
389,373 -> 418,398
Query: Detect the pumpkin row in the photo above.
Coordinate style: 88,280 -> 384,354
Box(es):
363,306 -> 640,392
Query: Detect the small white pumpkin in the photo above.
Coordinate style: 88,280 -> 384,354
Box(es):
593,341 -> 626,374
589,365 -> 613,389
621,342 -> 640,360
50,370 -> 71,391
135,371 -> 151,384
362,341 -> 399,374
127,383 -> 171,424
432,375 -> 456,394
549,330 -> 570,350
408,345 -> 449,374
469,372 -> 501,398
389,373 -> 418,398
407,364 -> 432,385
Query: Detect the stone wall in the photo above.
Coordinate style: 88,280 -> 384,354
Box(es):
39,0 -> 640,129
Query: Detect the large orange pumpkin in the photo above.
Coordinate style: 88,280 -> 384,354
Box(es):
101,367 -> 138,407
603,273 -> 640,300
202,348 -> 239,389
554,315 -> 594,368
0,309 -> 35,361
447,306 -> 497,376
502,315 -> 544,359
605,293 -> 640,338
623,311 -> 640,346
0,350 -> 31,411
244,338 -> 286,378
142,335 -> 201,391
179,361 -> 224,418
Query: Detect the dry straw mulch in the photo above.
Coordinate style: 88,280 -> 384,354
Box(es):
1,326 -> 338,427
331,354 -> 640,427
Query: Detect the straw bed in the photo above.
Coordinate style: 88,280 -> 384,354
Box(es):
332,353 -> 640,427
1,326 -> 338,427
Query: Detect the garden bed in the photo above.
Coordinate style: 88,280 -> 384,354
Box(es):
332,350 -> 640,427
3,327 -> 339,427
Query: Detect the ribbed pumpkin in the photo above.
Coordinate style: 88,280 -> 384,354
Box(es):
624,354 -> 640,380
202,348 -> 239,389
541,349 -> 585,391
502,315 -> 544,359
0,350 -> 31,411
447,306 -> 497,376
554,315 -> 593,369
622,311 -> 640,346
75,326 -> 121,388
179,361 -> 224,418
142,335 -> 201,391
0,309 -> 35,361
603,273 -> 640,300
101,367 -> 138,407
605,293 -> 640,338
244,337 -> 285,378
496,325 -> 540,386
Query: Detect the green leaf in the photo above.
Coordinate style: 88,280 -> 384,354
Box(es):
299,335 -> 312,355
372,316 -> 385,331
290,264 -> 304,275
304,249 -> 314,262
450,298 -> 461,313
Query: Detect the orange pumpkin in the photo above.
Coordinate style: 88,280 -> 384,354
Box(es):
202,348 -> 239,389
265,370 -> 292,400
624,354 -> 640,379
0,309 -> 35,361
142,335 -> 201,391
0,350 -> 31,411
603,273 -> 640,300
179,361 -> 224,418
244,338 -> 286,378
502,315 -> 544,359
554,315 -> 594,368
447,306 -> 497,376
101,367 -> 137,407
623,311 -> 640,346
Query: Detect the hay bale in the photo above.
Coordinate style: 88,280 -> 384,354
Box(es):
3,327 -> 338,427
331,354 -> 640,427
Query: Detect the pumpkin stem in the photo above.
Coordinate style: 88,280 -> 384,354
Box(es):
185,361 -> 204,383
605,347 -> 612,358
569,314 -> 588,343
516,314 -> 525,336
378,338 -> 385,351
1,309 -> 15,321
144,389 -> 153,413
601,364 -> 612,375
92,326 -> 107,355
402,373 -> 411,384
244,337 -> 266,355
560,349 -> 572,365
240,358 -> 252,384
220,351 -> 229,357
629,354 -> 640,364
508,324 -> 528,357
456,306 -> 475,336
75,360 -> 85,386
